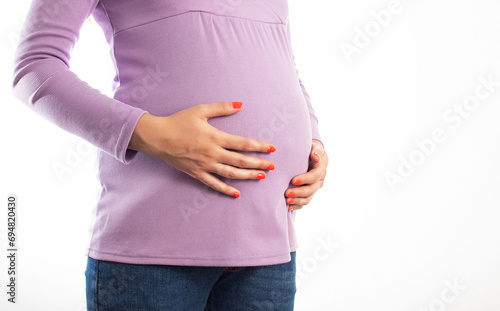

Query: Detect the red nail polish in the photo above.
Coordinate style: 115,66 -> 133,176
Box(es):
267,146 -> 276,152
232,102 -> 243,109
266,163 -> 275,170
293,179 -> 301,186
232,191 -> 240,198
257,173 -> 265,179
286,191 -> 295,198
287,198 -> 295,204
288,206 -> 294,211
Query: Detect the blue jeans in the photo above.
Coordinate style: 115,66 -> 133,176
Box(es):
85,252 -> 296,310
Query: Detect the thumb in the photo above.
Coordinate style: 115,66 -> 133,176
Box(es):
310,144 -> 322,163
198,101 -> 244,120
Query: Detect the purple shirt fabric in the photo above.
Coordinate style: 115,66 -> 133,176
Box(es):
12,0 -> 322,266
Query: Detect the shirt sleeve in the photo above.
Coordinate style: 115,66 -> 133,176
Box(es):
285,20 -> 324,148
11,0 -> 149,164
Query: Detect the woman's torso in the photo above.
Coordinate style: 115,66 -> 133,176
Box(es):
87,0 -> 313,266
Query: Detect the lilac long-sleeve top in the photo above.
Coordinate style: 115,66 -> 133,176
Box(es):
12,0 -> 322,266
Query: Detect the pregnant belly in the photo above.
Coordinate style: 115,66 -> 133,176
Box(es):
111,12 -> 312,203
89,13 -> 317,257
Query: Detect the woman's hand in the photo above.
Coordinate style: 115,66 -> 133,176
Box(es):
128,101 -> 276,198
284,139 -> 328,211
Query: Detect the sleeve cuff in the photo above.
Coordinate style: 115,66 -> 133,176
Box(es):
116,108 -> 149,165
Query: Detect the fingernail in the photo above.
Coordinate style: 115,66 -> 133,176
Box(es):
288,206 -> 294,211
232,191 -> 240,198
232,102 -> 243,109
287,198 -> 295,204
314,152 -> 321,161
293,179 -> 301,186
257,173 -> 266,179
286,191 -> 295,198
266,163 -> 275,170
267,146 -> 276,152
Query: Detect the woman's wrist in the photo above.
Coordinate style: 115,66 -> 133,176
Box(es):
312,139 -> 324,149
128,113 -> 157,154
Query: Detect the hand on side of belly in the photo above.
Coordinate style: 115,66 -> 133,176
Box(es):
128,101 -> 276,198
284,139 -> 328,211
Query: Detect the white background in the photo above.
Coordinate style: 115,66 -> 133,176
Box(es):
1,0 -> 500,310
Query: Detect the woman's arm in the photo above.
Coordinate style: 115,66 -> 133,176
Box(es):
11,0 -> 147,164
283,18 -> 328,209
285,20 -> 323,147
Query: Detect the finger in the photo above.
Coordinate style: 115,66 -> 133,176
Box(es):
290,166 -> 325,186
288,204 -> 304,211
195,171 -> 241,198
197,101 -> 244,120
310,144 -> 323,163
286,195 -> 313,206
219,131 -> 276,154
210,163 -> 267,180
284,183 -> 319,199
219,149 -> 275,171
